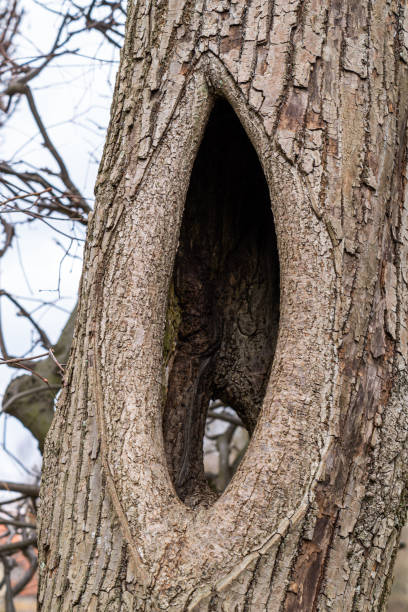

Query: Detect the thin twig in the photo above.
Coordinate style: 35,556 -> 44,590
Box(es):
0,351 -> 50,364
0,187 -> 51,206
24,86 -> 90,213
2,384 -> 59,412
0,291 -> 52,348
48,348 -> 65,374
207,410 -> 243,427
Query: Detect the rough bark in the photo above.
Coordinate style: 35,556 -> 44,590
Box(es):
38,0 -> 408,610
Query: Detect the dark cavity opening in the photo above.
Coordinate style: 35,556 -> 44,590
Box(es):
162,99 -> 280,507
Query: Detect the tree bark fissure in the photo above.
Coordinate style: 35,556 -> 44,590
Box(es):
38,0 -> 408,610
162,99 -> 279,506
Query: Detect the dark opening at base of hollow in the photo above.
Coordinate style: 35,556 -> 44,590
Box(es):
162,99 -> 280,506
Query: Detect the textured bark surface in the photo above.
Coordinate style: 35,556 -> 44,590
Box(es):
38,0 -> 408,610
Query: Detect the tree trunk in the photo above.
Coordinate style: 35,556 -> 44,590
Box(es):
38,0 -> 408,609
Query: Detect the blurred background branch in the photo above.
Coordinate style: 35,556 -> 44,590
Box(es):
0,2 -> 125,608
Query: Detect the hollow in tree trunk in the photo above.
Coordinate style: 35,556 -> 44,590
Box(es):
39,0 -> 408,609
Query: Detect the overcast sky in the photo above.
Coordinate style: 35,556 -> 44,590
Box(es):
0,0 -> 120,485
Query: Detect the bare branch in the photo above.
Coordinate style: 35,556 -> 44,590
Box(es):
0,536 -> 37,554
0,519 -> 35,529
11,551 -> 37,596
0,218 -> 14,256
0,291 -> 52,349
2,384 -> 59,412
207,410 -> 242,427
23,86 -> 90,214
0,481 -> 39,497
0,352 -> 50,365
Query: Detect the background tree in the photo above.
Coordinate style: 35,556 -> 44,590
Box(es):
38,0 -> 408,610
0,1 -> 124,607
0,0 -> 125,444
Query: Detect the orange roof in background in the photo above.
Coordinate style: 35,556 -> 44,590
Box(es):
0,524 -> 38,598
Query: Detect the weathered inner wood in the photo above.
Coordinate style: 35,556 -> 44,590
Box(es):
162,99 -> 280,506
